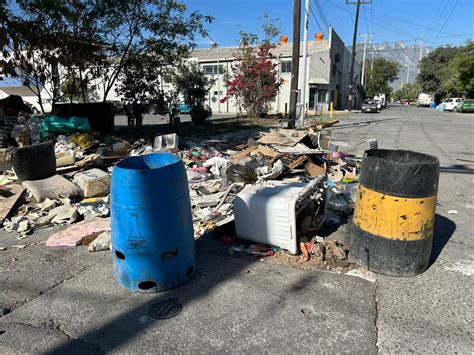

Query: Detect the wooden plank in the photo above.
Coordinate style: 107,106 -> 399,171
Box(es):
231,146 -> 257,161
252,145 -> 280,158
0,184 -> 25,225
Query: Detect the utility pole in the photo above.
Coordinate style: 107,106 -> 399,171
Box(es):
417,34 -> 423,74
360,33 -> 372,87
406,64 -> 410,85
288,0 -> 301,129
299,0 -> 310,128
208,34 -> 221,113
346,0 -> 371,111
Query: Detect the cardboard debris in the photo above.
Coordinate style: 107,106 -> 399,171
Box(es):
231,146 -> 257,161
306,162 -> 326,177
0,185 -> 25,225
46,217 -> 110,247
252,144 -> 280,158
257,133 -> 291,146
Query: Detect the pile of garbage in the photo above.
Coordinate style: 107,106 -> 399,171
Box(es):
0,107 -> 366,262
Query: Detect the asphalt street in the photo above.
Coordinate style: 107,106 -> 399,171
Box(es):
0,105 -> 472,353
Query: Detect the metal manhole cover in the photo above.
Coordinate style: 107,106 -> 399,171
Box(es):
148,299 -> 182,320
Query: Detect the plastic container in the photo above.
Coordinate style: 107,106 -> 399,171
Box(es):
351,149 -> 439,276
233,178 -> 325,254
111,153 -> 195,292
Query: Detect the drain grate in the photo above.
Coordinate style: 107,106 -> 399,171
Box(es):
148,299 -> 182,320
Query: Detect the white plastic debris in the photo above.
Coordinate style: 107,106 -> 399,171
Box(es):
88,231 -> 112,252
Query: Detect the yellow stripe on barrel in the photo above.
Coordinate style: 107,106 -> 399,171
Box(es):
353,185 -> 437,241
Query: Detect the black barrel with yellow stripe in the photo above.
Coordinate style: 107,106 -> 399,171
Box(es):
350,149 -> 440,276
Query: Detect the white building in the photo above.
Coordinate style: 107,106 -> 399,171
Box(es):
190,27 -> 362,115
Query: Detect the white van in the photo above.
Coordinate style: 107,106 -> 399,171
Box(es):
417,93 -> 432,107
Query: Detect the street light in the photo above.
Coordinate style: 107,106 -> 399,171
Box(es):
208,35 -> 221,113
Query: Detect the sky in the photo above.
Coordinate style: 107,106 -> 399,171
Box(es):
186,0 -> 474,49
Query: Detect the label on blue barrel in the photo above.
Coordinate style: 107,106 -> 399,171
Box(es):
126,214 -> 150,250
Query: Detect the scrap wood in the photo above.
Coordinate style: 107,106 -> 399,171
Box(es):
277,129 -> 308,142
252,145 -> 280,158
281,155 -> 308,169
231,146 -> 257,161
0,184 -> 25,225
46,217 -> 110,247
257,134 -> 292,146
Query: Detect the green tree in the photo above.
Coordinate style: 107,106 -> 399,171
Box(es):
439,42 -> 474,97
1,0 -> 211,114
417,46 -> 460,103
222,18 -> 283,118
95,0 -> 211,101
365,58 -> 400,98
115,51 -> 162,127
2,1 -> 106,112
394,83 -> 422,101
171,62 -> 214,124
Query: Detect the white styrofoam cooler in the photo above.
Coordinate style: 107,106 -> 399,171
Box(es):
233,178 -> 325,254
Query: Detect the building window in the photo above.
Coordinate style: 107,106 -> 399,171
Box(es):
332,63 -> 337,76
331,90 -> 335,102
203,65 -> 224,75
281,60 -> 292,73
318,90 -> 328,103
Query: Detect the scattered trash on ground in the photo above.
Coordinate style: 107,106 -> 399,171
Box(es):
0,108 -> 373,273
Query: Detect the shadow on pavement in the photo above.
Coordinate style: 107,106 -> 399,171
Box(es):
331,116 -> 407,129
429,214 -> 456,267
43,232 -> 256,354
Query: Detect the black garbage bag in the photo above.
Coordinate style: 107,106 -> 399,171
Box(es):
226,164 -> 257,184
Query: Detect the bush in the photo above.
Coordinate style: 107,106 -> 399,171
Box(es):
190,104 -> 211,125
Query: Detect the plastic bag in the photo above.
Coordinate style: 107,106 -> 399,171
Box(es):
226,164 -> 257,184
39,115 -> 91,140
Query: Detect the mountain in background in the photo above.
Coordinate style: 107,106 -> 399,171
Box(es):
353,42 -> 432,90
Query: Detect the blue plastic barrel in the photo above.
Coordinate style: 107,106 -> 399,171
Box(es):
111,153 -> 195,292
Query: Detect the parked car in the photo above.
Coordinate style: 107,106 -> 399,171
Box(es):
443,98 -> 462,112
361,99 -> 379,113
460,99 -> 474,113
22,97 -> 52,114
178,103 -> 191,114
417,93 -> 432,107
144,98 -> 168,115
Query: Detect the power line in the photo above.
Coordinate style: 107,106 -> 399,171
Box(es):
331,1 -> 416,39
314,0 -> 330,30
362,6 -> 370,35
367,2 -> 465,39
369,2 -> 375,42
425,0 -> 451,44
325,1 -> 342,31
309,5 -> 327,37
346,1 -> 355,25
430,0 -> 460,46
